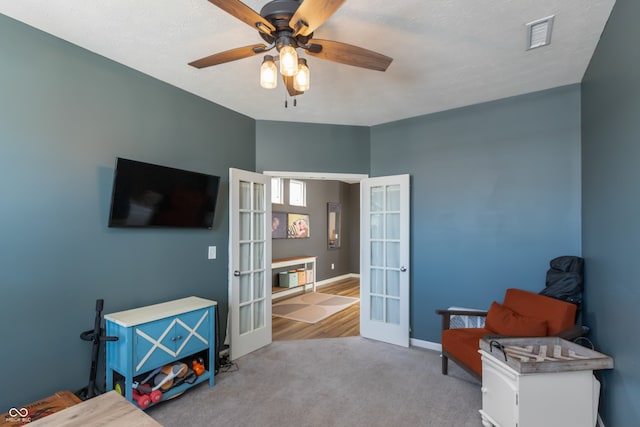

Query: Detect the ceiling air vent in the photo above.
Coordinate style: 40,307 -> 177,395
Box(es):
526,15 -> 554,50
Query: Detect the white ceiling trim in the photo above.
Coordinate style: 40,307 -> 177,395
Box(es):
264,171 -> 367,184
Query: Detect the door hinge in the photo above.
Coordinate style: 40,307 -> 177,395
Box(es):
516,393 -> 519,406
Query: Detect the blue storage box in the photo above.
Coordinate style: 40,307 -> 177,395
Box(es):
278,271 -> 299,288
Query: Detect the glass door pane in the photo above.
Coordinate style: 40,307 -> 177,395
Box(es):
368,184 -> 403,325
238,180 -> 267,337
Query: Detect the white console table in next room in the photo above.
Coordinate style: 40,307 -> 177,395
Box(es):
272,255 -> 317,292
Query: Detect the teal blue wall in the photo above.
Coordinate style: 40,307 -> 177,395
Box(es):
0,15 -> 254,409
255,120 -> 370,174
371,85 -> 582,344
582,0 -> 640,425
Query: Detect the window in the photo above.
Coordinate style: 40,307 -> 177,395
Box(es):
289,179 -> 306,207
271,177 -> 283,204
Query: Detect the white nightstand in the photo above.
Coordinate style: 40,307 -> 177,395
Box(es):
478,337 -> 613,427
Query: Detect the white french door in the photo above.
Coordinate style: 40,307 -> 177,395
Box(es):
228,168 -> 272,360
360,174 -> 410,347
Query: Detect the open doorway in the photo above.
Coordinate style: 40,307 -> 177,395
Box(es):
228,170 -> 410,357
265,171 -> 364,341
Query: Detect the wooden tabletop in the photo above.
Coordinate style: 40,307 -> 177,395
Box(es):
27,391 -> 162,427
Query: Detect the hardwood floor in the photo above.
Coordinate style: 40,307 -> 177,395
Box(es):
272,277 -> 360,341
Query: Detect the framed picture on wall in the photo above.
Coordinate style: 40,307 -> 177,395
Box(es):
272,212 -> 287,239
287,213 -> 310,239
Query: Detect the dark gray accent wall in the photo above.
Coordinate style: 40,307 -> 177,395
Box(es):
0,15 -> 254,410
255,120 -> 370,174
272,179 -> 358,282
582,0 -> 640,425
371,85 -> 582,344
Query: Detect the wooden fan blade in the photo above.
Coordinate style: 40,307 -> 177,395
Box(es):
189,44 -> 267,69
306,39 -> 393,71
283,75 -> 304,96
207,0 -> 275,35
289,0 -> 346,37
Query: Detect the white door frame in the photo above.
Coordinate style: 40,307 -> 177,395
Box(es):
228,170 -> 410,356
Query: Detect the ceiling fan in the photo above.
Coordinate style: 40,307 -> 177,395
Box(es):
188,0 -> 393,96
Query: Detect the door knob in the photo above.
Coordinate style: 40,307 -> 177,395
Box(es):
400,266 -> 407,272
234,270 -> 241,277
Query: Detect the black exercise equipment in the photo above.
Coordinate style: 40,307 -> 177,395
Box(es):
77,299 -> 118,400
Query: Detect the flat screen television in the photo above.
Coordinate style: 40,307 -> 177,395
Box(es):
108,157 -> 220,229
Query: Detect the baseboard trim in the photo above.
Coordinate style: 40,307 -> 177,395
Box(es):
410,338 -> 442,352
316,273 -> 359,289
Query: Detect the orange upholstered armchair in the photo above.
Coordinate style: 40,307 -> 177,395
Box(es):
435,288 -> 586,380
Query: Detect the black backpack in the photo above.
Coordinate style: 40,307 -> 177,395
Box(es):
539,256 -> 584,306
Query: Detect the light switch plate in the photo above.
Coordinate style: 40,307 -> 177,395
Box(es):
208,246 -> 216,260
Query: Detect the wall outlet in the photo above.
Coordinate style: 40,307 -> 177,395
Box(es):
208,246 -> 216,259
331,263 -> 335,270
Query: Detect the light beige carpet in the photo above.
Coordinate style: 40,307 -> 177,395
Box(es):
148,337 -> 483,427
272,292 -> 359,324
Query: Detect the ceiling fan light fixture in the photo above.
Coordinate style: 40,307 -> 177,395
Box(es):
260,55 -> 278,89
279,42 -> 299,77
293,58 -> 310,92
191,0 -> 394,99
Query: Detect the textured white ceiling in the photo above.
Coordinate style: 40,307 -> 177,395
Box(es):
1,0 -> 615,126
